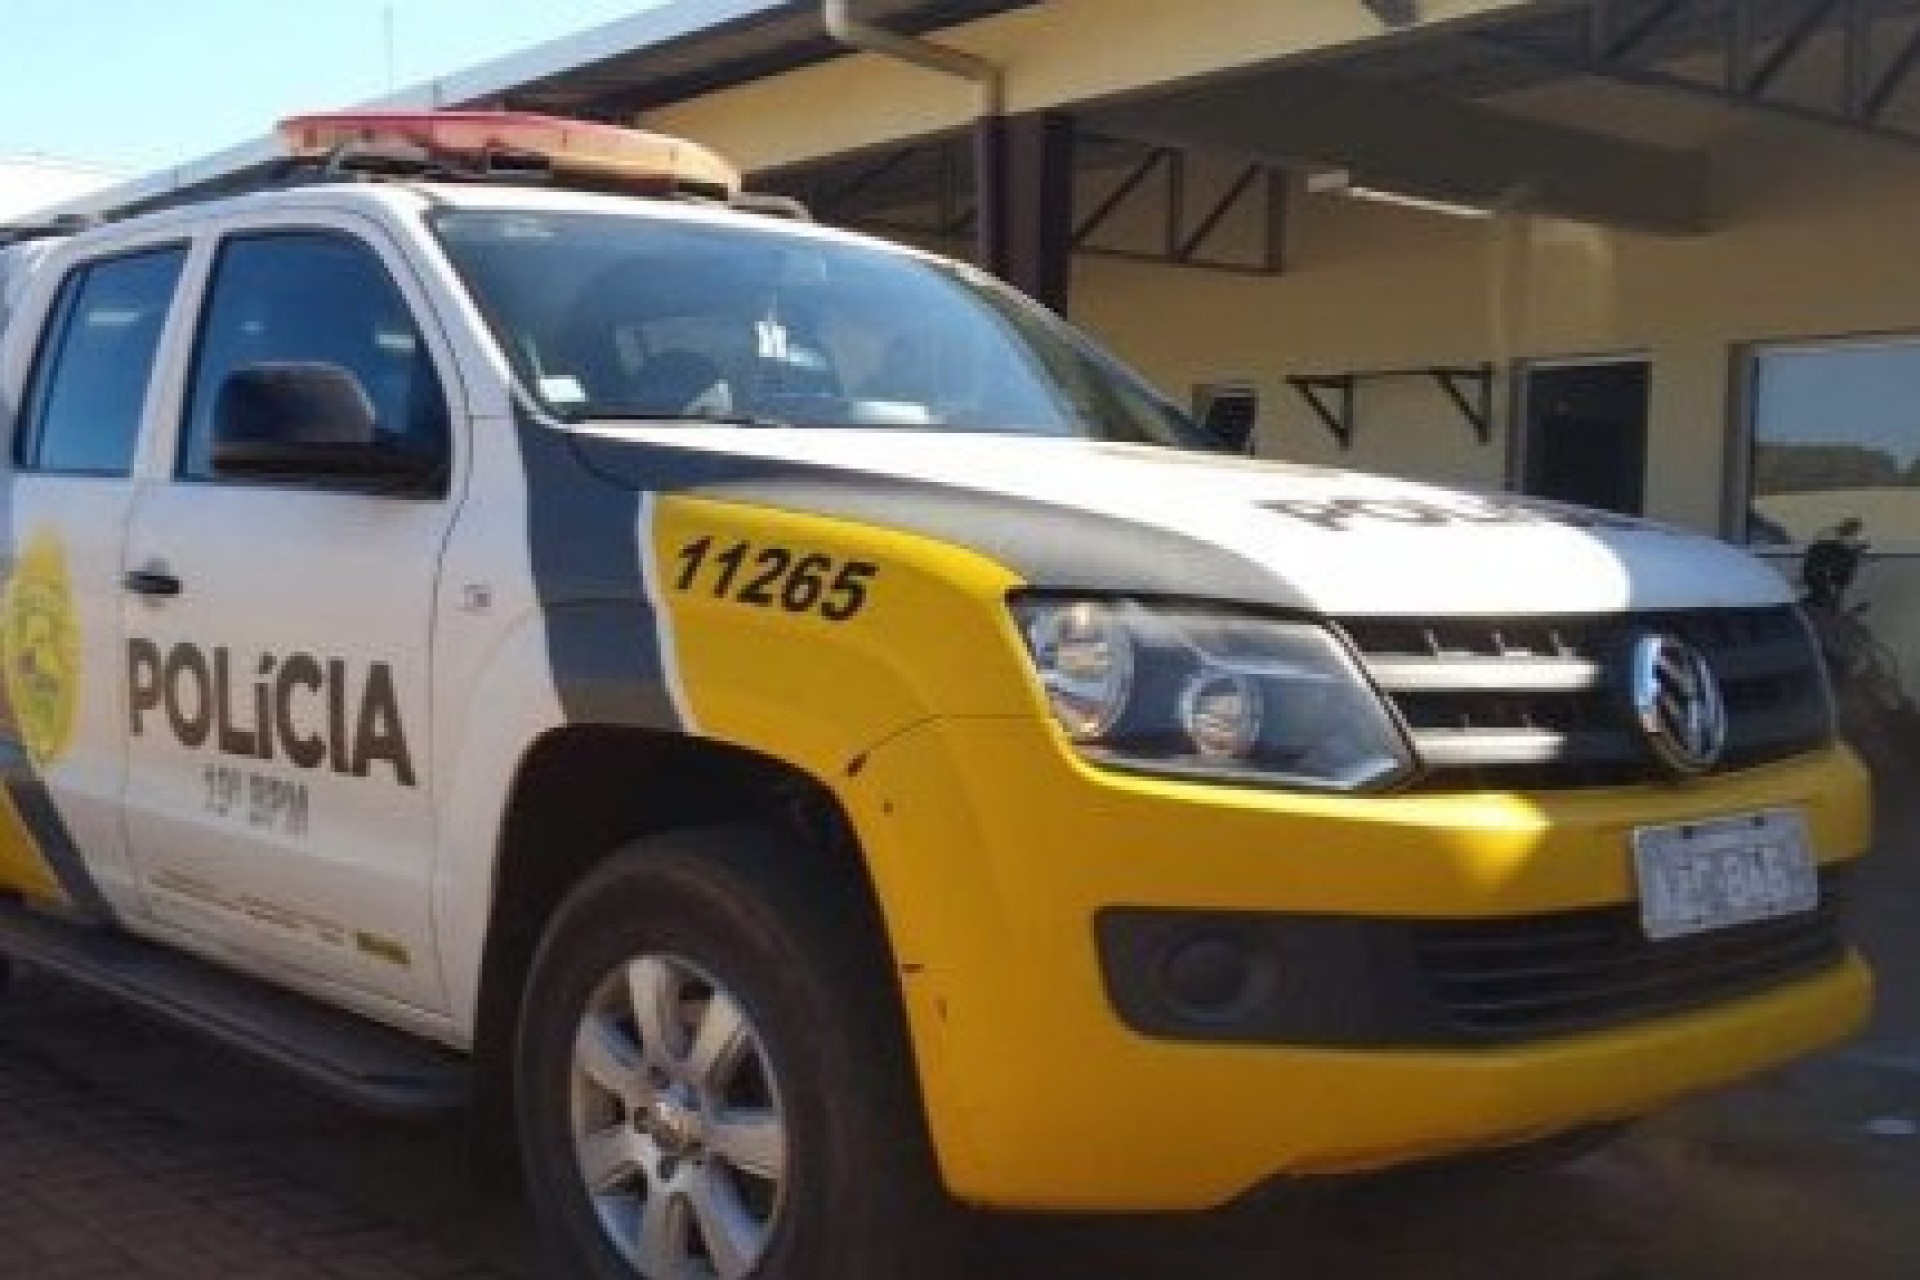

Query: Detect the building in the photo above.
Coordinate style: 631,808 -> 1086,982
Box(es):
61,0 -> 1920,692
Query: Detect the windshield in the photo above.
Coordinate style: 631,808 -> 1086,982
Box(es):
432,208 -> 1215,448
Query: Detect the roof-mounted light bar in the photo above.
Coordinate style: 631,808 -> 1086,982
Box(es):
277,110 -> 745,201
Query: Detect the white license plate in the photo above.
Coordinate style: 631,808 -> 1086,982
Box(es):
1632,810 -> 1819,942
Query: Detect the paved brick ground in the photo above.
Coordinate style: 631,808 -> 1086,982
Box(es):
0,1016 -> 522,1280
0,778 -> 1915,1279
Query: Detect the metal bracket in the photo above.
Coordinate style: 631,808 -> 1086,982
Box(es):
1363,0 -> 1420,28
1433,365 -> 1496,443
1286,375 -> 1359,449
1286,364 -> 1495,449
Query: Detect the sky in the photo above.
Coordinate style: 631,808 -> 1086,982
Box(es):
0,1 -> 671,176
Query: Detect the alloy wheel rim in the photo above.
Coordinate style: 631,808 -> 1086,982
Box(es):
569,952 -> 788,1279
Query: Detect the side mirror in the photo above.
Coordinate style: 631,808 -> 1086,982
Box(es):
211,362 -> 440,489
1194,382 -> 1260,455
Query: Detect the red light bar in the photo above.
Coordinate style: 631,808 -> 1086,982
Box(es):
277,110 -> 743,198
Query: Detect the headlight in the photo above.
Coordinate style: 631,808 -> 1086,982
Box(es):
1023,600 -> 1136,740
1011,597 -> 1415,792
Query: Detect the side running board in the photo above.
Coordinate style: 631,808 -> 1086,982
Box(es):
0,901 -> 470,1116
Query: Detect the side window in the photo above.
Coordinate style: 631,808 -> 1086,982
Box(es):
1745,338 -> 1920,550
17,247 -> 187,476
182,232 -> 448,483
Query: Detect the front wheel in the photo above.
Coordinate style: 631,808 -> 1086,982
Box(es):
516,825 -> 951,1280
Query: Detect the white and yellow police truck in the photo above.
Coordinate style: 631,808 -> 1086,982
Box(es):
0,112 -> 1872,1280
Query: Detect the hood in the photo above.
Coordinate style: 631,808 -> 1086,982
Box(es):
569,426 -> 1790,618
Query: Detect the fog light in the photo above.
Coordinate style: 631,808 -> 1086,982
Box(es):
1157,931 -> 1259,1023
1180,669 -> 1263,761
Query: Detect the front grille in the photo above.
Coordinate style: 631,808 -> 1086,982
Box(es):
1338,607 -> 1832,790
1411,879 -> 1847,1041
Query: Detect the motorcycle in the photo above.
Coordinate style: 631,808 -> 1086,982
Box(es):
1799,518 -> 1920,774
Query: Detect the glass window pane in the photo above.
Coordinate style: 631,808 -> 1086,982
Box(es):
1749,340 -> 1920,547
182,233 -> 448,481
24,248 -> 186,476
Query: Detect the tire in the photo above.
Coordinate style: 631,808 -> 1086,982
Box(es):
516,824 -> 952,1280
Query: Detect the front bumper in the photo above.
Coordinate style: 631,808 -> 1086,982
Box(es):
842,718 -> 1873,1212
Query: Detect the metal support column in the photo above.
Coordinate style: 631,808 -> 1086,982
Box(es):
987,110 -> 1076,312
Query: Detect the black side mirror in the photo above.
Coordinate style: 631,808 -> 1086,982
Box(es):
211,362 -> 440,490
1194,382 -> 1260,455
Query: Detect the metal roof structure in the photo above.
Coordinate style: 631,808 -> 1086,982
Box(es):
46,0 -> 1036,219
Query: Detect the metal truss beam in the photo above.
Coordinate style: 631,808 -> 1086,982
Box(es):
1556,0 -> 1920,149
1599,0 -> 1686,61
1178,163 -> 1265,262
1071,138 -> 1288,274
1073,147 -> 1170,245
1867,19 -> 1920,118
1748,0 -> 1841,96
796,130 -> 1287,277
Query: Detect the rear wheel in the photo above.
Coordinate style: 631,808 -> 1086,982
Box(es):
516,824 -> 951,1280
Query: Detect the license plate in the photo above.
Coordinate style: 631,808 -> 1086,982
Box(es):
1632,810 -> 1819,942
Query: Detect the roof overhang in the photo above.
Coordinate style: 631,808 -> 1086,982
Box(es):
37,0 -> 1036,220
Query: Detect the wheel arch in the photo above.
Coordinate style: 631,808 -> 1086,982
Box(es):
465,724 -> 899,1157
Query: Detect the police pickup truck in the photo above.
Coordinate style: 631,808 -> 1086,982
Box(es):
0,111 -> 1872,1280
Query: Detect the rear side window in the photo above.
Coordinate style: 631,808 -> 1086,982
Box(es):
17,247 -> 187,476
181,232 -> 448,482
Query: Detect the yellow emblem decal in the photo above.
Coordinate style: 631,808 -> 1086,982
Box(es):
3,533 -> 81,766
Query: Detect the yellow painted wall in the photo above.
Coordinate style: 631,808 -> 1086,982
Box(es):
1069,122 -> 1920,690
644,0 -> 1539,172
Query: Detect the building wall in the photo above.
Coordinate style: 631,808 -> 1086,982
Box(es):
1069,120 -> 1920,690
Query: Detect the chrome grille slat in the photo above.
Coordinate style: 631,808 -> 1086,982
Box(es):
1341,606 -> 1830,790
1367,657 -> 1605,695
1413,728 -> 1640,769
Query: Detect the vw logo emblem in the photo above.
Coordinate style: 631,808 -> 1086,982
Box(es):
1631,633 -> 1729,777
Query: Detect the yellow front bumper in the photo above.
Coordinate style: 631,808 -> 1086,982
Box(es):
842,719 -> 1874,1212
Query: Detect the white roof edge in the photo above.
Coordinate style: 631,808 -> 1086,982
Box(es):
0,155 -> 122,177
380,0 -> 794,112
33,0 -> 795,222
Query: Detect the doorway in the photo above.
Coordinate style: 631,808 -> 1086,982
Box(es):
1517,357 -> 1651,517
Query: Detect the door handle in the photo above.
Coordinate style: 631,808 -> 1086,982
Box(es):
123,569 -> 183,598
